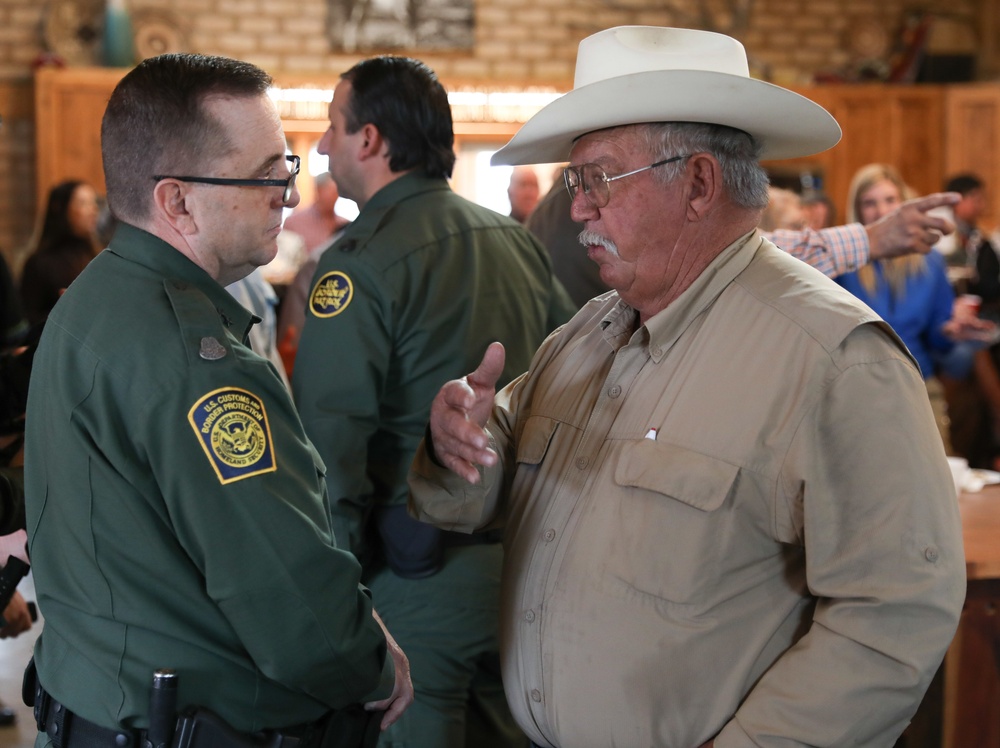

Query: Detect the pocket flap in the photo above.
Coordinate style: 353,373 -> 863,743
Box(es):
515,416 -> 558,466
615,440 -> 738,512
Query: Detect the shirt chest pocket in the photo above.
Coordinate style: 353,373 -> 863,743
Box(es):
607,440 -> 739,605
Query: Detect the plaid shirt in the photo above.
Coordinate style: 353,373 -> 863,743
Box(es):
767,223 -> 869,279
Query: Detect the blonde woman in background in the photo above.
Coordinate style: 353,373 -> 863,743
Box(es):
835,163 -> 992,450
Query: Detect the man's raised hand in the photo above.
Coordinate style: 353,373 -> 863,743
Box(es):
428,342 -> 506,484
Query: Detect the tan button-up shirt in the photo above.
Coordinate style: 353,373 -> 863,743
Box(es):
410,232 -> 965,748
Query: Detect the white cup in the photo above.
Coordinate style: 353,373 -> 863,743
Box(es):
947,456 -> 969,497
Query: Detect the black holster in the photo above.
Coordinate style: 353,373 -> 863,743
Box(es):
310,705 -> 382,748
171,705 -> 381,748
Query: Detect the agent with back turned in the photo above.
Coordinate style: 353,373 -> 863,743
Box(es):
24,53 -> 412,748
410,27 -> 965,748
293,56 -> 574,748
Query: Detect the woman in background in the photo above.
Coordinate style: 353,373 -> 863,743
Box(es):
836,163 -> 988,450
19,180 -> 101,328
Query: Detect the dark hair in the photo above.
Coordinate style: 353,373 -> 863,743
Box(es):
801,191 -> 836,226
37,181 -> 99,256
944,173 -> 984,196
341,56 -> 456,179
101,53 -> 273,223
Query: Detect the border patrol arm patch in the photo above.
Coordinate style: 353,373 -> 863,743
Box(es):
188,387 -> 276,484
309,270 -> 354,318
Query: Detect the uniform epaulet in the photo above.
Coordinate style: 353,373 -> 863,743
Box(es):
163,279 -> 234,367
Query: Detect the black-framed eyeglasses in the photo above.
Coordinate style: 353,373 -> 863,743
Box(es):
563,154 -> 690,208
153,154 -> 301,205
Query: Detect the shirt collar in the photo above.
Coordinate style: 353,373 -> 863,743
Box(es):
335,172 -> 450,251
108,222 -> 256,337
600,230 -> 760,362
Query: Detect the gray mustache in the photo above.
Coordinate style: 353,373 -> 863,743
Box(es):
577,229 -> 619,257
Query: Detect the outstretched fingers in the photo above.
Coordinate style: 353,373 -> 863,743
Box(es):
427,342 -> 506,484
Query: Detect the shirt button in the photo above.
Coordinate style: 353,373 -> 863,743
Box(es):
924,547 -> 939,563
651,346 -> 662,357
524,609 -> 535,623
543,529 -> 556,542
531,689 -> 542,702
608,385 -> 622,398
576,456 -> 589,470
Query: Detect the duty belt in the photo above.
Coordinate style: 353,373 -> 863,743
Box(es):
30,678 -> 306,748
33,680 -> 147,748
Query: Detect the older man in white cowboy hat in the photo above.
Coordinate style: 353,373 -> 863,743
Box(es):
408,26 -> 965,748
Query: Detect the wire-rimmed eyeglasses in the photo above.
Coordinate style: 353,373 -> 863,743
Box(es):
563,154 -> 690,208
153,154 -> 301,205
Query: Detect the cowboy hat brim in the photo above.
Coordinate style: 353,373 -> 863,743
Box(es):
491,70 -> 842,165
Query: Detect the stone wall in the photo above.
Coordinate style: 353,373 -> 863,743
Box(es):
0,0 -> 987,260
2,0 -> 985,83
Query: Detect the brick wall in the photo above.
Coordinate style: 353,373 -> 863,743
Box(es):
0,0 -> 986,262
0,0 -> 969,82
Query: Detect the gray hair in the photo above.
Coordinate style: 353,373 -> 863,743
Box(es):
637,122 -> 770,210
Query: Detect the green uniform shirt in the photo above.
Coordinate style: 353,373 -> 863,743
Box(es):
293,173 -> 575,562
25,223 -> 393,734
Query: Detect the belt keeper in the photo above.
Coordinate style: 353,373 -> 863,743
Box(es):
44,699 -> 72,748
33,679 -> 49,733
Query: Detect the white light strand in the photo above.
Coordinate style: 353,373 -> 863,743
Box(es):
268,85 -> 564,123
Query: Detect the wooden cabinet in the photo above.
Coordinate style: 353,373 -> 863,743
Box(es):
769,85 -> 945,220
945,84 -> 1000,230
0,78 -> 38,259
34,67 -> 123,211
824,85 -> 945,207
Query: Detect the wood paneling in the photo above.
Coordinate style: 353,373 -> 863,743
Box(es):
0,78 -> 36,260
772,85 -> 945,219
945,84 -> 1000,230
34,67 -> 125,211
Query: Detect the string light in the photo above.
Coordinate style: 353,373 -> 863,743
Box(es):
268,85 -> 564,123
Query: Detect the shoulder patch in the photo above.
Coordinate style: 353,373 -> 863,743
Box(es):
309,270 -> 354,318
188,387 -> 276,484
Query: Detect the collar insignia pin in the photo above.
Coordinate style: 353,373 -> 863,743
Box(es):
199,337 -> 227,361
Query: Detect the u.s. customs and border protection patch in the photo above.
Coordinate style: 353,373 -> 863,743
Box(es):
309,270 -> 354,318
188,387 -> 276,484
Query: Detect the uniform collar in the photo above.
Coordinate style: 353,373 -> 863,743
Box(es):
108,222 -> 256,335
600,230 -> 760,362
335,172 -> 450,251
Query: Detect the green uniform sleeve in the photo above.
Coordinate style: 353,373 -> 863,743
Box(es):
547,274 -> 578,330
145,344 -> 393,708
293,257 -> 392,562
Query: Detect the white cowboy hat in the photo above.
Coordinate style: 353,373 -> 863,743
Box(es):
491,26 -> 841,165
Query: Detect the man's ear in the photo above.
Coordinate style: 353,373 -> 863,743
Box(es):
685,153 -> 723,221
357,123 -> 386,161
152,180 -> 198,235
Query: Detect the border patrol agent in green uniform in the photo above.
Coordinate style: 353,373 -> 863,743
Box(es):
292,57 -> 575,748
24,53 -> 412,748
